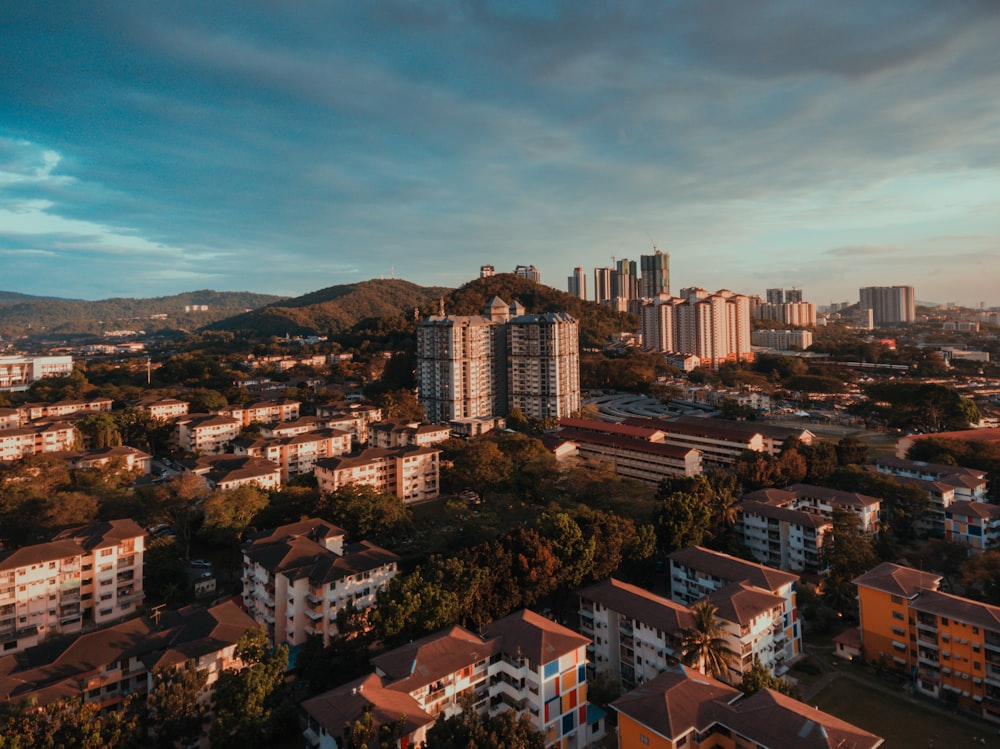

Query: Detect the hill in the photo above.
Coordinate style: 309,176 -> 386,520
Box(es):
206,279 -> 450,337
207,275 -> 635,347
0,290 -> 284,338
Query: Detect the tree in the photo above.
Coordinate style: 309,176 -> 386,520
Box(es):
653,491 -> 712,553
534,512 -> 595,590
145,661 -> 208,749
372,568 -> 460,647
827,507 -> 877,581
739,656 -> 798,697
146,472 -> 210,559
209,627 -> 294,749
76,412 -> 123,449
836,436 -> 870,466
961,550 -> 1000,605
342,707 -> 408,749
679,600 -> 737,682
321,484 -> 411,541
444,440 -> 513,497
200,485 -> 269,548
424,705 -> 545,749
0,695 -> 143,749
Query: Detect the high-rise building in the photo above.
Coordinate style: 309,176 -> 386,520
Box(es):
765,288 -> 784,305
514,264 -> 540,283
614,258 -> 639,301
640,250 -> 670,298
785,288 -> 803,303
567,267 -> 587,300
416,313 -> 500,423
641,288 -> 753,369
417,299 -> 580,424
507,312 -> 581,421
594,267 -> 613,304
859,285 -> 916,325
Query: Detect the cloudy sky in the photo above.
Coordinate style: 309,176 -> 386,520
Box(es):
2,1 -> 999,306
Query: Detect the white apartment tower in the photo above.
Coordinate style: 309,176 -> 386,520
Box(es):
642,288 -> 752,369
568,267 -> 587,300
416,314 -> 499,423
859,285 -> 916,325
508,312 -> 581,421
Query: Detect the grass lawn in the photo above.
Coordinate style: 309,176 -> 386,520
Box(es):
813,678 -> 1000,748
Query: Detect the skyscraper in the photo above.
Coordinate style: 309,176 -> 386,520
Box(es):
594,267 -> 613,304
507,312 -> 581,421
416,314 -> 499,423
640,250 -> 670,298
859,286 -> 916,325
615,258 -> 639,301
567,267 -> 587,300
784,288 -> 803,304
766,288 -> 785,305
641,288 -> 753,368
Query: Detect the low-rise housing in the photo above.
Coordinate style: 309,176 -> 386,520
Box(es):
131,395 -> 190,422
302,609 -> 606,749
667,546 -> 801,666
235,429 -> 353,481
227,400 -> 301,426
315,446 -> 441,503
0,520 -> 145,654
611,666 -> 882,749
0,422 -> 77,462
315,404 -> 384,446
0,600 -> 254,711
368,420 -> 451,449
175,413 -> 242,454
20,397 -> 113,421
854,561 -> 1000,721
242,518 -> 399,648
184,454 -> 283,491
0,355 -> 74,392
870,457 -> 988,500
944,500 -> 1000,552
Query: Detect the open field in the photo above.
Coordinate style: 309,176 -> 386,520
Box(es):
813,678 -> 1000,748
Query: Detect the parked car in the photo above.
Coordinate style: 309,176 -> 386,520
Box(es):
190,559 -> 212,568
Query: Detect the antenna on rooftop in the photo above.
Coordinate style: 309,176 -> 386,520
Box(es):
150,603 -> 165,629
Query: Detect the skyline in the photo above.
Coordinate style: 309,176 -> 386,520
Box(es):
2,2 -> 999,305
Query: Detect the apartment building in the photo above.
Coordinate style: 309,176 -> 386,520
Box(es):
568,267 -> 587,300
859,285 -> 916,326
854,561 -> 1000,720
303,610 -> 606,749
507,312 -> 581,421
667,547 -> 801,666
0,520 -> 145,654
0,408 -> 21,430
315,404 -> 383,446
944,501 -> 1000,552
621,416 -> 764,468
745,483 -> 881,532
0,422 -> 77,461
20,397 -> 113,421
235,429 -> 353,481
259,416 -> 323,438
416,298 -> 581,425
0,355 -> 74,392
242,518 -> 399,648
750,301 -> 818,328
175,413 -> 242,454
131,395 -> 190,422
870,457 -> 988,501
53,445 -> 153,476
314,446 -> 441,503
368,420 -> 452,449
639,250 -> 670,299
416,312 -> 502,423
737,496 -> 832,576
640,288 -> 752,369
557,419 -> 702,484
184,454 -> 283,491
750,328 -> 814,350
227,399 -> 301,426
612,666 -> 882,749
0,601 -> 254,712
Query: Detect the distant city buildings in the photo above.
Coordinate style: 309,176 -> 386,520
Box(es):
860,285 -> 916,325
640,288 -> 753,369
567,266 -> 587,300
639,250 -> 670,298
751,329 -> 813,350
416,296 -> 581,424
514,264 -> 541,283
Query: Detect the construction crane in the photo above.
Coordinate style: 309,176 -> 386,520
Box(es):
645,230 -> 658,254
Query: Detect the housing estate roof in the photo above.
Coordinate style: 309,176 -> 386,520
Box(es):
315,445 -> 440,471
247,518 -> 345,548
671,415 -> 812,443
785,483 -> 882,509
947,500 -> 1000,520
623,416 -> 761,444
372,625 -> 498,693
301,673 -> 432,743
0,519 -> 146,571
852,562 -> 941,598
579,578 -> 694,636
482,609 -> 589,667
668,546 -> 798,592
910,589 -> 1000,632
559,417 -> 666,441
738,500 -> 831,529
707,582 -> 785,627
558,429 -> 697,459
874,457 -> 987,481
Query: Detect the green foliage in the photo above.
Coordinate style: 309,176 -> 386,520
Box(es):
372,568 -> 461,647
782,374 -> 847,394
680,600 -> 737,682
145,661 -> 209,749
653,490 -> 712,553
534,512 -> 595,589
580,349 -> 672,392
854,381 -> 981,432
75,412 -> 122,449
200,485 -> 269,547
825,466 -> 931,543
321,484 -> 412,542
0,696 -> 143,749
739,656 -> 799,697
960,550 -> 1000,605
424,704 -> 545,749
209,627 -> 294,749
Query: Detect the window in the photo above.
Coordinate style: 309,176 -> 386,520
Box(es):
892,611 -> 904,620
640,737 -> 649,746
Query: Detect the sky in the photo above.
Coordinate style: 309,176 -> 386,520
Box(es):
2,1 -> 999,307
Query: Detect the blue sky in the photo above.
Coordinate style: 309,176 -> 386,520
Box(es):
2,1 -> 999,306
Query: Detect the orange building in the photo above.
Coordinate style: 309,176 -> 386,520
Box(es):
855,562 -> 1000,720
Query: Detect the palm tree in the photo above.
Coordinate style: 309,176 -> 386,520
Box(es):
680,600 -> 737,682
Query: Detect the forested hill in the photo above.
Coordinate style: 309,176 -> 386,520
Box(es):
0,290 -> 284,338
447,274 -> 636,348
205,279 -> 450,337
207,274 -> 635,347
